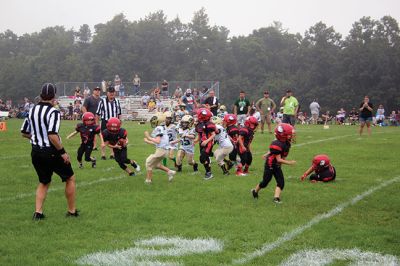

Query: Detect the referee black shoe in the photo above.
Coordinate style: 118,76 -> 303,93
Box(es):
66,210 -> 79,217
251,189 -> 258,199
91,159 -> 96,168
32,212 -> 45,220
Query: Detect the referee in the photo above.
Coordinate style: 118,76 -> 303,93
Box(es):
96,86 -> 121,160
21,83 -> 78,220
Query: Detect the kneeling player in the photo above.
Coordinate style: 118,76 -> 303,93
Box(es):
102,118 -> 140,176
66,112 -> 100,168
300,154 -> 336,182
251,123 -> 296,203
176,115 -> 198,172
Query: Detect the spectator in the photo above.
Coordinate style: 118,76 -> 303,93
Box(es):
280,89 -> 299,126
203,90 -> 220,116
72,100 -> 82,120
389,111 -> 398,126
180,89 -> 197,114
298,112 -> 306,124
309,99 -> 320,125
83,86 -> 90,98
176,103 -> 188,120
249,106 -> 261,123
101,80 -> 107,93
148,98 -> 156,112
173,86 -> 183,99
82,86 -> 101,115
322,110 -> 332,125
376,104 -> 385,125
156,98 -> 164,112
161,79 -> 169,98
114,75 -> 121,96
336,108 -> 346,125
153,86 -> 161,99
359,95 -> 374,136
132,74 -> 141,95
67,103 -> 73,120
141,92 -> 150,108
255,91 -> 276,134
349,107 -> 359,125
233,91 -> 251,126
74,87 -> 82,101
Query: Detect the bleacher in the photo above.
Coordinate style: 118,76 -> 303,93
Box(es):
57,96 -> 180,122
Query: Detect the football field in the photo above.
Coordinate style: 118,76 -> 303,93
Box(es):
0,119 -> 399,266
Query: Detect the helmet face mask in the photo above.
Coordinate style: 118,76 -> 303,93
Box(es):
181,115 -> 193,129
223,114 -> 237,127
82,112 -> 95,126
274,123 -> 295,142
245,116 -> 259,130
197,108 -> 212,122
106,117 -> 121,133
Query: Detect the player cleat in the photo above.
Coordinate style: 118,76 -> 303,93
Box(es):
101,156 -> 106,160
251,189 -> 258,199
226,161 -> 234,170
236,171 -> 246,176
79,163 -> 83,169
32,212 -> 45,220
168,170 -> 176,181
131,161 -> 140,172
129,172 -> 136,176
273,197 -> 282,204
177,165 -> 182,172
145,179 -> 152,184
204,172 -> 214,180
109,155 -> 115,159
193,163 -> 198,172
66,210 -> 79,217
91,159 -> 96,168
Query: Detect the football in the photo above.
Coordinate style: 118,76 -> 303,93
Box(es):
117,138 -> 127,147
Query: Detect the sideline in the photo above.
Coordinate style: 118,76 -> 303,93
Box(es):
232,175 -> 400,265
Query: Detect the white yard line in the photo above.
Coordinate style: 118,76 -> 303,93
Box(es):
232,175 -> 400,265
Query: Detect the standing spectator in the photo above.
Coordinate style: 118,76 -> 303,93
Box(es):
114,75 -> 121,96
74,87 -> 82,101
161,79 -> 169,98
233,91 -> 251,126
119,83 -> 125,97
153,86 -> 161,99
280,89 -> 299,126
173,86 -> 183,99
203,90 -> 220,116
21,83 -> 78,220
132,74 -> 141,95
96,86 -> 122,160
309,99 -> 320,125
180,89 -> 197,114
376,104 -> 385,125
336,108 -> 346,125
101,80 -> 107,93
67,103 -> 74,120
255,91 -> 276,134
389,111 -> 398,126
83,86 -> 90,99
141,92 -> 150,108
359,95 -> 374,136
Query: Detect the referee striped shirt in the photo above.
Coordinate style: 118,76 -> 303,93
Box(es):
21,102 -> 60,148
96,97 -> 121,121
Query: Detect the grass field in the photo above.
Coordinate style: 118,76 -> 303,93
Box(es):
0,119 -> 399,266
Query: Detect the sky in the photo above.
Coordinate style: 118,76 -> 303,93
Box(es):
1,0 -> 400,37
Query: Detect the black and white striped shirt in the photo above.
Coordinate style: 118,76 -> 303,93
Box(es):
21,102 -> 61,148
96,97 -> 121,121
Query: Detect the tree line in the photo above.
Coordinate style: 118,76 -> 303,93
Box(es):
0,8 -> 399,112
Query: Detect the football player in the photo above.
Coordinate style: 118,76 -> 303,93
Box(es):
194,108 -> 216,180
66,112 -> 100,168
223,114 -> 239,171
251,123 -> 296,203
300,154 -> 336,182
236,116 -> 258,176
176,115 -> 198,172
214,121 -> 234,175
164,112 -> 178,167
102,118 -> 140,176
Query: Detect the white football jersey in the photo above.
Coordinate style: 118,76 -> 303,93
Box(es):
151,125 -> 170,149
178,127 -> 196,154
166,123 -> 178,149
215,125 -> 233,148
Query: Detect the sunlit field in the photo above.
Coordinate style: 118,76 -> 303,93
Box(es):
0,119 -> 399,266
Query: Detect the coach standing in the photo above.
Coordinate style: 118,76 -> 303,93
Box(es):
96,86 -> 121,160
280,89 -> 299,126
21,83 -> 78,220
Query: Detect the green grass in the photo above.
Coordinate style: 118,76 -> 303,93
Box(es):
0,119 -> 399,266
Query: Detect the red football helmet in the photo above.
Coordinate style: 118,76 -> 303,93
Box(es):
82,112 -> 95,125
106,117 -> 121,133
244,116 -> 259,130
274,123 -> 295,142
223,114 -> 237,127
197,108 -> 212,122
312,154 -> 331,168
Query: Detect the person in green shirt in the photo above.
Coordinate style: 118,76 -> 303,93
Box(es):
280,89 -> 299,126
233,91 -> 251,126
255,91 -> 276,134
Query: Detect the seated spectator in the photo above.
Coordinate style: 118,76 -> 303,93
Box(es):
156,98 -> 164,112
336,108 -> 346,125
349,107 -> 359,125
72,100 -> 82,120
74,86 -> 83,101
376,104 -> 385,125
322,111 -> 333,125
174,86 -> 183,99
141,92 -> 150,108
298,112 -> 306,124
148,98 -> 156,112
153,87 -> 161,99
389,111 -> 398,126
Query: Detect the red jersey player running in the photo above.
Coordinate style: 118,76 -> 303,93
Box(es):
300,154 -> 336,182
236,116 -> 258,176
251,123 -> 296,203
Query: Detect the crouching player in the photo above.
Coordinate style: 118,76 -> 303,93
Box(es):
236,116 -> 258,176
176,115 -> 198,172
300,154 -> 336,182
144,123 -> 176,183
102,118 -> 140,176
214,122 -> 233,175
66,112 -> 100,168
251,123 -> 296,203
195,108 -> 216,180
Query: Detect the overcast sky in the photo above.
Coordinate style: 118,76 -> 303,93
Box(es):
1,0 -> 400,37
